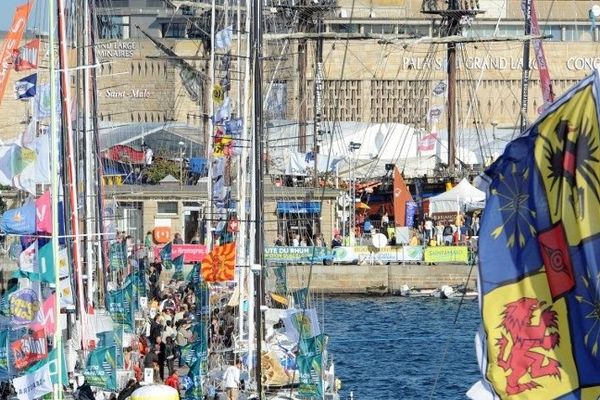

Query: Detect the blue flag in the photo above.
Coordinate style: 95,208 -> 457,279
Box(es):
0,202 -> 35,234
14,73 -> 36,100
471,70 -> 600,399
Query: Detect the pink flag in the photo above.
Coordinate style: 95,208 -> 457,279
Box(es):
31,294 -> 56,335
417,132 -> 438,151
35,191 -> 51,234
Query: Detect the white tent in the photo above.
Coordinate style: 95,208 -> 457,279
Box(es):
428,178 -> 486,214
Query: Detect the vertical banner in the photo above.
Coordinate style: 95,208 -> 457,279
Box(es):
0,2 -> 33,105
529,0 -> 554,111
393,166 -> 414,226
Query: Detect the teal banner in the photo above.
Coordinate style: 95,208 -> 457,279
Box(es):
84,346 -> 117,391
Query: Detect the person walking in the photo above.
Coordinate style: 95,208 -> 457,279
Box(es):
222,359 -> 242,400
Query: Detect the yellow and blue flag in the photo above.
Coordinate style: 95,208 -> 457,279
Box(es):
470,70 -> 600,399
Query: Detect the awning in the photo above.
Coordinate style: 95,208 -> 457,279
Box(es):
276,201 -> 321,214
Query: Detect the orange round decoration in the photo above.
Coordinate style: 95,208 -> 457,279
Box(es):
201,242 -> 236,282
153,226 -> 171,244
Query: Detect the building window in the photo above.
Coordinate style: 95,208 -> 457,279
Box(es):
162,23 -> 187,38
157,201 -> 178,215
98,15 -> 130,39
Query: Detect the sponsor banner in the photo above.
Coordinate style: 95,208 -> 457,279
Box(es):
351,245 -> 424,263
423,246 -> 469,263
9,288 -> 42,326
12,39 -> 39,71
0,2 -> 33,106
264,246 -> 333,264
153,244 -> 208,263
11,329 -> 47,370
12,362 -> 53,400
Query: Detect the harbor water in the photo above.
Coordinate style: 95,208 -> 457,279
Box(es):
323,296 -> 481,400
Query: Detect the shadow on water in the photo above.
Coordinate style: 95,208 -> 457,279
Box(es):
323,296 -> 481,400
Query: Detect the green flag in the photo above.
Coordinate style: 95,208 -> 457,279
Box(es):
28,348 -> 68,386
160,242 -> 173,269
109,242 -> 126,270
84,346 -> 117,391
172,254 -> 184,280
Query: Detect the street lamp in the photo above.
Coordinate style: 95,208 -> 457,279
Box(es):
491,120 -> 498,140
179,141 -> 185,186
348,141 -> 361,245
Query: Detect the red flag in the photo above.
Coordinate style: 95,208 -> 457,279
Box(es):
35,191 -> 51,234
12,39 -> 39,72
31,294 -> 56,335
0,2 -> 33,105
417,132 -> 437,152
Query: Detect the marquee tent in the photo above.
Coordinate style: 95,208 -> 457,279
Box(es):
428,178 -> 486,214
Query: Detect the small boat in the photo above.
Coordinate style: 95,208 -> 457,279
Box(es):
366,285 -> 388,296
398,284 -> 438,297
431,284 -> 478,300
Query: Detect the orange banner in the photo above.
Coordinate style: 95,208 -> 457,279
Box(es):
393,166 -> 413,226
0,2 -> 33,106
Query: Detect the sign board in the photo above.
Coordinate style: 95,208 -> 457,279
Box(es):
139,297 -> 148,309
153,244 -> 208,263
144,368 -> 154,384
423,246 -> 469,263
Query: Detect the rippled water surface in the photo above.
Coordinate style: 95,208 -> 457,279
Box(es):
323,296 -> 481,400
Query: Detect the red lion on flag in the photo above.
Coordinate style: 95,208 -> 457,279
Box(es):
496,297 -> 561,395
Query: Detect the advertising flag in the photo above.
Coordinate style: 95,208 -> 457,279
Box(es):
18,240 -> 37,274
0,2 -> 33,106
393,166 -> 413,227
12,39 -> 39,72
9,287 -> 43,326
10,328 -> 47,370
28,348 -> 68,386
215,25 -> 233,49
0,202 -> 35,235
83,346 -> 117,391
30,294 -> 56,335
12,362 -> 52,400
172,254 -> 184,280
0,330 -> 9,380
35,191 -> 51,234
469,71 -> 600,399
14,73 -> 36,100
417,132 -> 438,152
160,241 -> 173,270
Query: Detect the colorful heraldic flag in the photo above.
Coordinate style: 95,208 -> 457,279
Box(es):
470,70 -> 600,399
84,346 -> 117,391
12,362 -> 52,400
201,242 -> 236,282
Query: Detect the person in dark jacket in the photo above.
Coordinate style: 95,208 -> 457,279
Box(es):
117,379 -> 140,400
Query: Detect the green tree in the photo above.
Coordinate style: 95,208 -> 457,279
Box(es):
144,157 -> 181,184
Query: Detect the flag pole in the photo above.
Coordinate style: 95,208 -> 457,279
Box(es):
48,0 -> 63,397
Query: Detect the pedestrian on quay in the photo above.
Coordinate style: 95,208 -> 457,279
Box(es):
222,358 -> 242,400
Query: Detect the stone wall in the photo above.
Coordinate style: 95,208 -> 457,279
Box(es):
285,263 -> 478,294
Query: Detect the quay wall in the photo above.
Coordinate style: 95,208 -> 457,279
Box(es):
284,263 -> 478,294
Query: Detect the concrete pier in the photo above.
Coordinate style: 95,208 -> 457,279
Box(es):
284,263 -> 478,294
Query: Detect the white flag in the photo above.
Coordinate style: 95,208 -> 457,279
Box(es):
13,362 -> 53,400
19,240 -> 37,274
59,276 -> 74,307
215,26 -> 233,49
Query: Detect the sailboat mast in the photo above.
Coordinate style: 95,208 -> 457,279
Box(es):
520,0 -> 532,132
48,0 -> 63,397
313,16 -> 324,187
447,39 -> 457,176
251,0 -> 265,393
57,0 -> 88,335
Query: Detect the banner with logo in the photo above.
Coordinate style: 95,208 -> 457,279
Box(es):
12,362 -> 53,400
9,288 -> 42,326
423,246 -> 468,263
154,244 -> 208,263
12,39 -> 39,72
28,348 -> 68,386
10,328 -> 47,370
30,294 -> 55,335
0,202 -> 36,235
84,346 -> 117,391
0,2 -> 33,106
